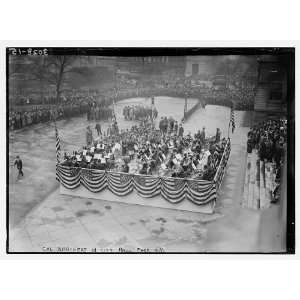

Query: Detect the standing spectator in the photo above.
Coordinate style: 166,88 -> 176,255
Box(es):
215,128 -> 221,143
259,137 -> 267,161
174,121 -> 179,135
159,117 -> 164,134
178,123 -> 184,137
95,123 -> 102,136
200,127 -> 206,143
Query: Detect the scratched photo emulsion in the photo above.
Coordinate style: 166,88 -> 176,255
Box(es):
6,47 -> 295,254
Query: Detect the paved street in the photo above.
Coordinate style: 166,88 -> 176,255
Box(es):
8,97 -> 284,252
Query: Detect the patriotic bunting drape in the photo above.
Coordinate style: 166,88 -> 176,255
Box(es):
56,139 -> 231,206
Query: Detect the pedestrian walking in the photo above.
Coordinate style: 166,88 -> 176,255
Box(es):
14,156 -> 24,179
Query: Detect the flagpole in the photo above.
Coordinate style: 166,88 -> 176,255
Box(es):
227,106 -> 231,139
228,102 -> 235,138
227,120 -> 230,139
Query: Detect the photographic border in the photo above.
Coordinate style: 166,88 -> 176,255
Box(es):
6,46 -> 295,255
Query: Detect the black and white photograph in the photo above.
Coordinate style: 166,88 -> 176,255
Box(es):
6,47 -> 295,254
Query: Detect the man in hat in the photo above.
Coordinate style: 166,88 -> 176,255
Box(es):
14,155 -> 24,179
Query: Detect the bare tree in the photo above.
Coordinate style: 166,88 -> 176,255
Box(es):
18,55 -> 76,104
45,55 -> 76,103
25,56 -> 49,104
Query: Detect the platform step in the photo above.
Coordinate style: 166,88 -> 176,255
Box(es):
242,151 -> 260,209
242,149 -> 276,210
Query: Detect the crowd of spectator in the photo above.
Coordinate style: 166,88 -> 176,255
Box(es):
9,76 -> 256,131
246,119 -> 287,203
9,101 -> 90,130
9,94 -> 115,131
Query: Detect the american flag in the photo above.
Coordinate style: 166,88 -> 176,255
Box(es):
55,122 -> 61,182
55,123 -> 61,163
230,107 -> 235,133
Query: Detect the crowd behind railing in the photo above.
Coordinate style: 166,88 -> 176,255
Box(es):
246,119 -> 287,203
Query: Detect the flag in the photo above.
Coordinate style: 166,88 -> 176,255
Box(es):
55,123 -> 61,163
230,107 -> 235,133
55,122 -> 61,182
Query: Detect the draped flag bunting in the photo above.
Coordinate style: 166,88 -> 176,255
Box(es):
57,165 -> 81,189
133,174 -> 161,198
57,139 -> 231,207
107,171 -> 133,196
186,179 -> 217,205
81,169 -> 107,193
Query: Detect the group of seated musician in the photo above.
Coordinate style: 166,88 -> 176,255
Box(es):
133,133 -> 227,181
60,120 -> 227,181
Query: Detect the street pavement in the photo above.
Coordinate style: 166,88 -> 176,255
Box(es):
8,97 -> 284,253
